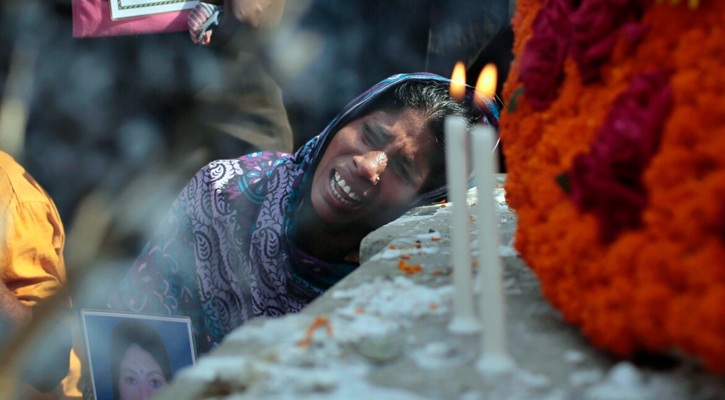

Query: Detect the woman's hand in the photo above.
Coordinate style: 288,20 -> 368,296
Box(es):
196,0 -> 285,48
223,0 -> 286,29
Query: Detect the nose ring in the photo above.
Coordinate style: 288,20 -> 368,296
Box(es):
374,176 -> 380,185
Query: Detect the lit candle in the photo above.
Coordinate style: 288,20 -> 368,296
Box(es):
472,126 -> 513,373
474,63 -> 497,108
446,62 -> 480,334
472,64 -> 514,374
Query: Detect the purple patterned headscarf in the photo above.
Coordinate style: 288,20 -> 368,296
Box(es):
109,73 -> 497,353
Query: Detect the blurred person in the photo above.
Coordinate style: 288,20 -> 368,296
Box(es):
109,320 -> 172,400
188,0 -> 286,45
25,1 -> 294,239
184,0 -> 293,160
110,74 -> 498,353
0,150 -> 73,397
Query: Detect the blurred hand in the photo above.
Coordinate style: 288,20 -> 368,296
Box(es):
224,0 -> 286,29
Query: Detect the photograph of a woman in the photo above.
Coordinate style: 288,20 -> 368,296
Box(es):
82,311 -> 196,400
110,319 -> 171,400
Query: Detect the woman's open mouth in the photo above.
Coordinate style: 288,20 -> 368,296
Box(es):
330,170 -> 363,207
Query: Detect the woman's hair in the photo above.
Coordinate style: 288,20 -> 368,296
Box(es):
356,80 -> 480,196
109,319 -> 173,400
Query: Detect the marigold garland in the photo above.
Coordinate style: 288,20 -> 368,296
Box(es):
500,0 -> 725,372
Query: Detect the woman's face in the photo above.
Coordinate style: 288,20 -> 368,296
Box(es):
118,344 -> 168,400
311,108 -> 436,227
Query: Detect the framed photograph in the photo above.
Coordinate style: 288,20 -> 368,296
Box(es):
82,310 -> 196,400
109,0 -> 198,20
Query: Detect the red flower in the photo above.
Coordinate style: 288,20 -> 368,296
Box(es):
570,71 -> 672,242
520,33 -> 570,110
570,0 -> 645,82
519,0 -> 574,110
570,155 -> 647,242
593,72 -> 671,175
622,22 -> 650,47
531,0 -> 573,36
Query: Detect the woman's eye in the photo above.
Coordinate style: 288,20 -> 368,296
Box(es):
395,163 -> 413,184
149,378 -> 166,389
123,376 -> 137,385
362,125 -> 379,147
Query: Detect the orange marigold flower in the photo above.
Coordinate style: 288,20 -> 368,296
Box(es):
297,316 -> 332,347
398,260 -> 422,275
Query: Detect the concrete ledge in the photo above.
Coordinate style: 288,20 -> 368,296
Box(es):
156,175 -> 725,400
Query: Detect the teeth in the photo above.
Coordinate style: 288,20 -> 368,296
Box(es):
330,171 -> 362,206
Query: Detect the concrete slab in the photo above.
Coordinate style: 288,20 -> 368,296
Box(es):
155,175 -> 725,400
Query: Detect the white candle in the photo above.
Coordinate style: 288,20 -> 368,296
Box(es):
445,115 -> 480,334
471,124 -> 514,373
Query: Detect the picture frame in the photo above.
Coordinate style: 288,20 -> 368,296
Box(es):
72,0 -> 193,38
109,0 -> 198,20
81,310 -> 196,400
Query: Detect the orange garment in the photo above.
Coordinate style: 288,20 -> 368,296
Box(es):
0,151 -> 66,305
0,151 -> 80,398
61,347 -> 82,399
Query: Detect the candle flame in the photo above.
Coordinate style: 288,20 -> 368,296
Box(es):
450,61 -> 466,103
475,63 -> 497,108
